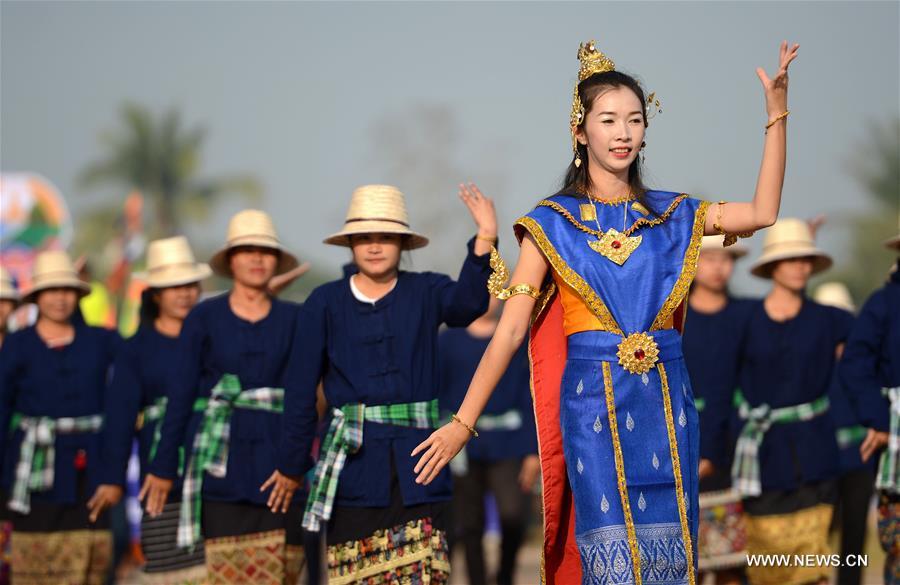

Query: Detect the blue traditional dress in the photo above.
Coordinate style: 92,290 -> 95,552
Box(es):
514,190 -> 709,585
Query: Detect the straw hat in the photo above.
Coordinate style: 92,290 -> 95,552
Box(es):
813,282 -> 855,313
139,236 -> 212,288
324,185 -> 429,250
750,218 -> 833,278
0,266 -> 20,303
22,250 -> 90,303
700,235 -> 748,258
209,210 -> 299,277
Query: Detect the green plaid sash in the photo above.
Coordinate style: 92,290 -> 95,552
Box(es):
177,374 -> 284,548
731,392 -> 830,497
836,425 -> 868,450
143,396 -> 209,463
8,413 -> 103,514
302,399 -> 440,532
877,387 -> 900,494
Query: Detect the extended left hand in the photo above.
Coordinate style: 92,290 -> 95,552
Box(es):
260,470 -> 301,513
756,40 -> 800,117
459,182 -> 498,239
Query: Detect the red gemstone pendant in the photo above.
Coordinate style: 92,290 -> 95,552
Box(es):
634,349 -> 645,360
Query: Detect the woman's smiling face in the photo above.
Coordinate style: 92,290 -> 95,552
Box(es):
575,86 -> 646,179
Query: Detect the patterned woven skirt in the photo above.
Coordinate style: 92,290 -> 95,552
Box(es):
878,491 -> 900,585
560,336 -> 699,584
202,499 -> 305,585
140,500 -> 206,584
8,493 -> 112,585
742,480 -> 836,585
697,488 -> 747,571
326,470 -> 450,585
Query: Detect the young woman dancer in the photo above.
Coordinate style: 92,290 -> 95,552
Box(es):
411,40 -> 798,584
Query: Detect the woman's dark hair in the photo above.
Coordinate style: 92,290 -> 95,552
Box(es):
138,287 -> 160,329
557,70 -> 656,214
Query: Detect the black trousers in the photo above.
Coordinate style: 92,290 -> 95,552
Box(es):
451,458 -> 532,585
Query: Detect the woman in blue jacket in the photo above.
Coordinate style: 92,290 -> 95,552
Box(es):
88,236 -> 211,584
0,250 -> 120,584
140,211 -> 311,584
265,183 -> 495,584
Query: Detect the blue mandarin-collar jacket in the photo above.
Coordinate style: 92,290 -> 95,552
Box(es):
682,298 -> 754,475
279,238 -> 492,507
147,294 -> 306,505
736,299 -> 853,491
840,266 -> 900,435
0,323 -> 121,504
99,325 -> 183,488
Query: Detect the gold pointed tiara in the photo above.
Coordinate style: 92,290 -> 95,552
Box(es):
569,40 -> 661,155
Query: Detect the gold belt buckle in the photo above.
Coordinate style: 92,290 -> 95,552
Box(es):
616,332 -> 660,375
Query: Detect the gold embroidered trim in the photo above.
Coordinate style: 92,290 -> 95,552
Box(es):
650,200 -> 711,331
526,335 -> 548,585
658,364 -> 697,585
515,216 -> 622,335
579,192 -> 637,206
532,282 -> 557,324
537,195 -> 688,238
602,362 -> 642,585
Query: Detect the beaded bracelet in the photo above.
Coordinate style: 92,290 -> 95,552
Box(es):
451,413 -> 479,438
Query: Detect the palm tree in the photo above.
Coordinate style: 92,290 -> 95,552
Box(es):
823,118 -> 900,302
80,103 -> 261,236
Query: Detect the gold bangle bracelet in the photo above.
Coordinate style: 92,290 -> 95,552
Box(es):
765,110 -> 790,132
451,413 -> 479,438
476,234 -> 498,243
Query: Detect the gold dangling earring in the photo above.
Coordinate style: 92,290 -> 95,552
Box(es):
575,151 -> 582,168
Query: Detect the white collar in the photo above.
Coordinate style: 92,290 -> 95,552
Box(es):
349,274 -> 397,305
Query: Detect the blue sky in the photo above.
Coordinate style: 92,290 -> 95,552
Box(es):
2,1 -> 898,295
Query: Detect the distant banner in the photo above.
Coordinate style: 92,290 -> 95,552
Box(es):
0,172 -> 73,292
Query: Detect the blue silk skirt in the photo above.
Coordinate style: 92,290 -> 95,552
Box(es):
560,330 -> 700,585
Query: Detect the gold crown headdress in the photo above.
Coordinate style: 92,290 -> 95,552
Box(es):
570,40 -> 661,165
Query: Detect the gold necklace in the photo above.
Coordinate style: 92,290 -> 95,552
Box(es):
539,195 -> 688,266
586,192 -> 641,265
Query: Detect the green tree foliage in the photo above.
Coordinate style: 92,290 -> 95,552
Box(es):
80,103 -> 262,237
825,119 -> 900,304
